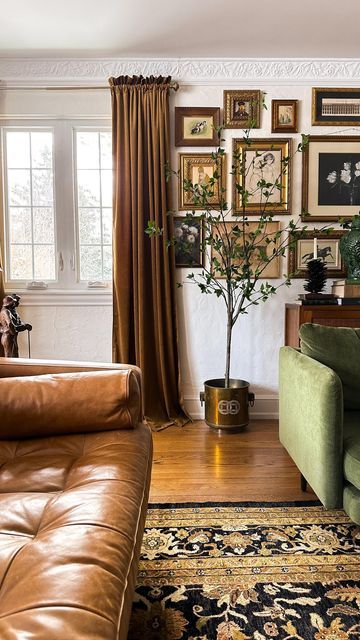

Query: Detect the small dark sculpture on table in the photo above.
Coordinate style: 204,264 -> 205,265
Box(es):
0,294 -> 32,357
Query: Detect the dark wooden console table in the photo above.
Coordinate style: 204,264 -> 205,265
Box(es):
285,303 -> 360,348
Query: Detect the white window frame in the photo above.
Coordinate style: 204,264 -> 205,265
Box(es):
0,118 -> 112,300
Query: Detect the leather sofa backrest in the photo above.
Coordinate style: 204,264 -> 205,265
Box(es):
0,369 -> 141,439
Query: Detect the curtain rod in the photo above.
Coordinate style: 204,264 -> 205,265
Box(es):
1,82 -> 180,91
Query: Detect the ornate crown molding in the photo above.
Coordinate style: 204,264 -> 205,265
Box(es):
1,57 -> 360,85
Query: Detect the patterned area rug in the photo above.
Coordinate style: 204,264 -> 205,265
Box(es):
128,502 -> 360,640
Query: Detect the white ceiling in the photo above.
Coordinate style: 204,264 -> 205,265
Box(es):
0,0 -> 359,59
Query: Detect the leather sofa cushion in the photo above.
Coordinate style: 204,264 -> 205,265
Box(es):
344,411 -> 360,490
300,323 -> 360,410
0,423 -> 152,640
0,369 -> 141,439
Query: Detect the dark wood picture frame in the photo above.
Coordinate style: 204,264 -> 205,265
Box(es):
232,138 -> 291,215
312,88 -> 360,126
288,230 -> 347,278
302,135 -> 360,221
178,152 -> 226,211
223,89 -> 261,129
173,216 -> 203,267
271,99 -> 298,133
175,107 -> 220,147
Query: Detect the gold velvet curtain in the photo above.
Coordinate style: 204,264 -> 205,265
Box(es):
109,75 -> 188,429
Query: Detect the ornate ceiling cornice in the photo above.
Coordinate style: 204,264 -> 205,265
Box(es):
1,57 -> 360,85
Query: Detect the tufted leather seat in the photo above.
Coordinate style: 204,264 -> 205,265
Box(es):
0,358 -> 152,640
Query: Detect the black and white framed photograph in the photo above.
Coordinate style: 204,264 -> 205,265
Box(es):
302,136 -> 360,220
173,216 -> 203,267
312,88 -> 360,126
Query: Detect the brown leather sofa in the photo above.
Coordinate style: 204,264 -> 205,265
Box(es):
0,357 -> 153,640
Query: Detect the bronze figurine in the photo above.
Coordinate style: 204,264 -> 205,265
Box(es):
0,294 -> 32,358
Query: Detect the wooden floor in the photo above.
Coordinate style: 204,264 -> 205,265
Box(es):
149,419 -> 316,504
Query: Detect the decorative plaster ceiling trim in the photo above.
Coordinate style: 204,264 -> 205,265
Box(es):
1,57 -> 360,85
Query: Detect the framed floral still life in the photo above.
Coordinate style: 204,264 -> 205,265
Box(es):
179,153 -> 226,211
312,88 -> 360,126
173,216 -> 203,267
288,230 -> 347,278
302,136 -> 360,221
223,90 -> 261,129
175,107 -> 220,147
211,221 -> 281,279
271,100 -> 298,133
233,138 -> 291,215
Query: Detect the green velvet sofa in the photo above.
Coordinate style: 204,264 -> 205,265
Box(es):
279,323 -> 360,525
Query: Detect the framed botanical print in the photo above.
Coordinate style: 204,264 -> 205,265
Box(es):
288,230 -> 347,278
173,216 -> 203,267
175,107 -> 220,146
211,220 -> 281,279
302,135 -> 360,221
271,100 -> 298,133
233,138 -> 291,214
179,153 -> 226,210
312,88 -> 360,126
223,90 -> 261,128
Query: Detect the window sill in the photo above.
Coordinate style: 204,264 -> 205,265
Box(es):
5,289 -> 113,307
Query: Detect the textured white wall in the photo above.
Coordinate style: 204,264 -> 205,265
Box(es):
2,75 -> 347,416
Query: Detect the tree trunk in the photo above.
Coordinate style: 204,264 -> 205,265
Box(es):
224,286 -> 233,388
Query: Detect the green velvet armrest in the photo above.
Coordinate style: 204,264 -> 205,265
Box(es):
279,346 -> 343,508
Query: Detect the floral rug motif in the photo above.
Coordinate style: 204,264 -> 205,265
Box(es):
128,502 -> 360,640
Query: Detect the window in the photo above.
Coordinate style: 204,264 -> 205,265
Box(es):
1,121 -> 112,291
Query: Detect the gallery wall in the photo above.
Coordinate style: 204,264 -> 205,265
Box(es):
1,58 -> 358,417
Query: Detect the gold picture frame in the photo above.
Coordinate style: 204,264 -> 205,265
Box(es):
302,135 -> 360,221
223,90 -> 261,129
271,100 -> 298,133
232,138 -> 291,215
179,153 -> 226,211
211,221 -> 281,279
287,230 -> 347,278
175,107 -> 220,147
312,88 -> 360,126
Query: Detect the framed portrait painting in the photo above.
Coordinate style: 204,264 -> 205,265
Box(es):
288,230 -> 347,278
173,216 -> 203,267
302,136 -> 360,221
312,88 -> 360,126
175,107 -> 220,146
211,221 -> 281,279
223,90 -> 261,129
233,138 -> 291,214
179,153 -> 226,210
271,100 -> 298,133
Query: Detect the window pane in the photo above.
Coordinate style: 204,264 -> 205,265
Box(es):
102,208 -> 112,244
31,132 -> 53,168
80,245 -> 102,280
34,245 -> 56,280
79,208 -> 101,244
100,133 -> 112,169
9,207 -> 32,244
6,132 -> 30,168
10,244 -> 33,280
103,245 -> 112,280
76,132 -> 100,169
8,169 -> 31,205
33,208 -> 54,243
4,129 -> 56,282
101,169 -> 112,207
77,169 -> 100,207
32,169 -> 54,206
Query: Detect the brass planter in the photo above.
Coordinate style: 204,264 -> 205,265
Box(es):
200,378 -> 255,431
